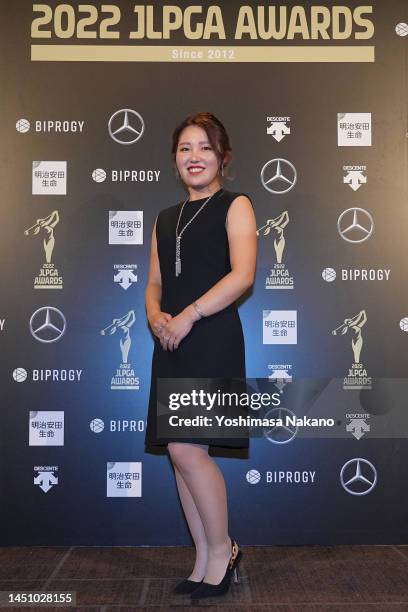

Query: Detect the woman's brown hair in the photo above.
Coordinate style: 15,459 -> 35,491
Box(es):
171,112 -> 233,178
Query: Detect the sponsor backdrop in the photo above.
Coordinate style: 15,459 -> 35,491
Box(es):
1,1 -> 408,545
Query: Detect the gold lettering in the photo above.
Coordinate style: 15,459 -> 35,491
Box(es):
184,6 -> 203,39
332,7 -> 353,40
310,7 -> 331,39
130,6 -> 144,39
203,6 -> 225,39
287,7 -> 309,40
146,5 -> 162,39
257,7 -> 287,41
235,6 -> 257,39
163,6 -> 183,39
354,6 -> 374,39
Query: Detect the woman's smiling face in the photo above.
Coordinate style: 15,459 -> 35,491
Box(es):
175,125 -> 221,189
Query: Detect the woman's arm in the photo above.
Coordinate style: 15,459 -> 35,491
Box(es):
145,217 -> 172,336
162,195 -> 257,350
185,194 -> 257,319
145,217 -> 161,316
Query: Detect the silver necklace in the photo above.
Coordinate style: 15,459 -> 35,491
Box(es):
175,189 -> 221,277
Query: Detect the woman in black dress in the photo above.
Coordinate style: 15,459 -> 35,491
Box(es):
144,112 -> 257,599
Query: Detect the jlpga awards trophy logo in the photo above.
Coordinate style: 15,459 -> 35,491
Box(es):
257,211 -> 293,289
101,310 -> 140,390
332,309 -> 372,390
24,211 -> 63,289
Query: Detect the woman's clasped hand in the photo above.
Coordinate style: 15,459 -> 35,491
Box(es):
148,307 -> 196,351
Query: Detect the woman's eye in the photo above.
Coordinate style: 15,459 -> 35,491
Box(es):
179,145 -> 211,151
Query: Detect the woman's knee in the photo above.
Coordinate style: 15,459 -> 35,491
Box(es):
168,442 -> 208,469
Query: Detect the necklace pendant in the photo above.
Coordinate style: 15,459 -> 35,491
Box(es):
175,236 -> 181,276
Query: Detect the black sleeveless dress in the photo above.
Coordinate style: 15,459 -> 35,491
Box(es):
144,187 -> 251,456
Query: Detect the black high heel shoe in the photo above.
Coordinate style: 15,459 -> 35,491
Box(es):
173,578 -> 203,594
190,538 -> 242,600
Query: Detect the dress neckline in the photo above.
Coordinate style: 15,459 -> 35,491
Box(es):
185,187 -> 224,204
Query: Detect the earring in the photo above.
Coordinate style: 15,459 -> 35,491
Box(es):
220,164 -> 224,177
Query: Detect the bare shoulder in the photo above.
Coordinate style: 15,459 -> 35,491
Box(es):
229,193 -> 253,209
226,193 -> 255,229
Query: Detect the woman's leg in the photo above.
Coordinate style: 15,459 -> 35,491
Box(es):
173,463 -> 208,580
168,442 -> 232,585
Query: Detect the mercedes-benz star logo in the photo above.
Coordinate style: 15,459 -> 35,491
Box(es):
108,109 -> 145,145
263,407 -> 298,444
340,458 -> 377,496
261,158 -> 297,194
29,306 -> 66,343
337,208 -> 374,243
